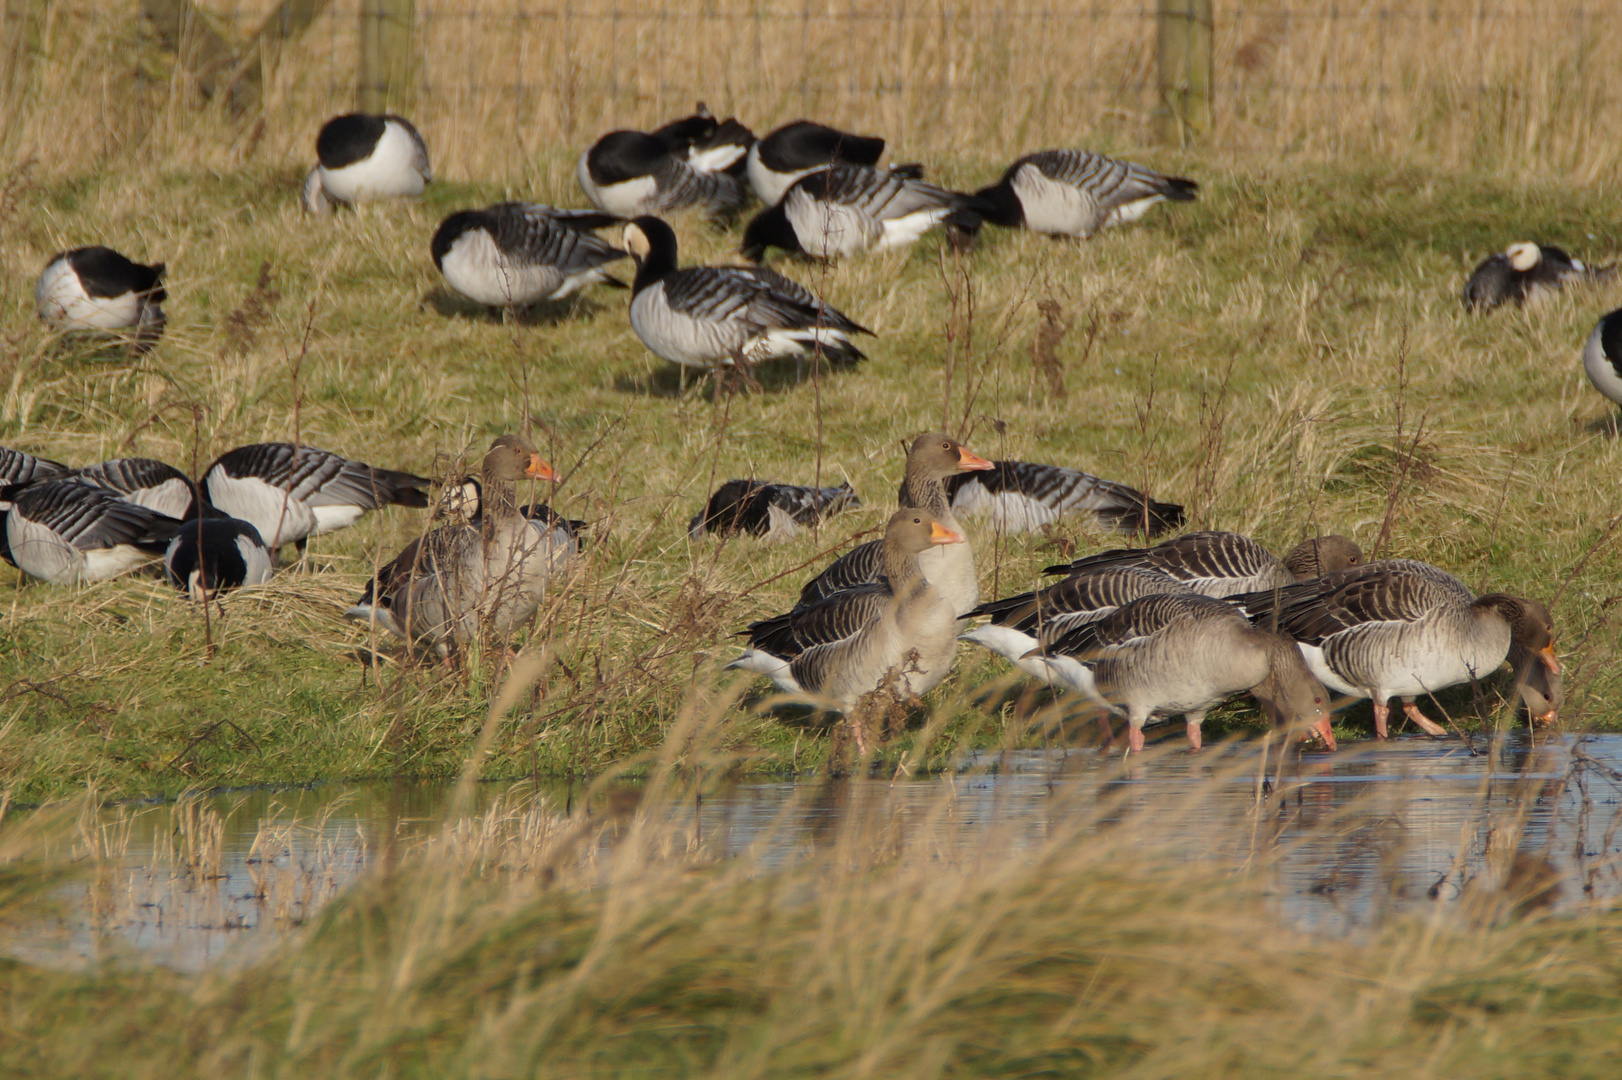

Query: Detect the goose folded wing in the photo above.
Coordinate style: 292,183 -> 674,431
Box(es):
1241,563 -> 1466,646
14,483 -> 181,549
745,584 -> 891,659
767,482 -> 857,526
797,539 -> 884,606
1037,592 -> 1213,658
947,460 -> 1183,534
1026,150 -> 1192,206
731,267 -> 872,336
0,448 -> 71,501
498,206 -> 627,271
659,268 -> 756,323
305,456 -> 429,509
816,168 -> 960,218
651,156 -> 747,214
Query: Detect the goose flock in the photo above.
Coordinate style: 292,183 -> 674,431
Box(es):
15,102 -> 1610,755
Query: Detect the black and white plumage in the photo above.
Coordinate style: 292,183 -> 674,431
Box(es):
745,120 -> 888,206
688,479 -> 860,540
577,114 -> 749,220
655,104 -> 756,178
623,216 -> 871,370
71,458 -> 198,520
302,113 -> 431,213
3,479 -> 182,583
0,448 -> 71,510
1043,531 -> 1364,599
36,247 -> 167,347
968,150 -> 1198,240
201,443 -> 430,555
431,204 -> 628,308
164,517 -> 273,601
1462,242 -> 1614,312
1582,307 -> 1622,412
741,165 -> 987,261
942,459 -> 1183,537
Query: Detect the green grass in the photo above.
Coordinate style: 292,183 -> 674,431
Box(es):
2,154 -> 1621,803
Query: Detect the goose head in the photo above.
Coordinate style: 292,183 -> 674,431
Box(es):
483,435 -> 557,485
622,217 -> 678,291
1251,632 -> 1336,750
907,432 -> 994,480
1477,594 -> 1559,673
884,510 -> 966,552
1282,534 -> 1363,580
1506,242 -> 1542,273
436,476 -> 483,523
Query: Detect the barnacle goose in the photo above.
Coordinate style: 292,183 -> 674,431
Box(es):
0,447 -> 70,510
1583,307 -> 1622,415
201,443 -> 430,556
623,216 -> 871,370
3,479 -> 182,584
650,103 -> 756,177
966,150 -> 1198,241
740,165 -> 990,261
36,247 -> 167,348
165,517 -> 273,601
689,479 -> 859,540
71,457 -> 198,520
746,120 -> 889,206
301,113 -> 431,213
431,204 -> 628,309
1463,242 -> 1614,312
944,459 -> 1183,536
577,113 -> 749,220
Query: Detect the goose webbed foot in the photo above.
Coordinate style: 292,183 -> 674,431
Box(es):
1402,700 -> 1450,737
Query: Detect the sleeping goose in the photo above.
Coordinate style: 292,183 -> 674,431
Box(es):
3,479 -> 182,583
623,216 -> 870,371
966,150 -> 1198,241
347,436 -> 567,657
740,165 -> 989,261
944,459 -> 1183,536
689,479 -> 860,540
164,517 -> 273,601
72,457 -> 197,519
1582,307 -> 1622,417
1232,559 -> 1559,739
746,120 -> 889,206
201,443 -> 430,557
1463,242 -> 1613,312
796,433 -> 993,614
650,103 -> 756,178
728,509 -> 965,749
1028,592 -> 1335,753
302,113 -> 430,213
1043,531 -> 1363,598
577,117 -> 748,220
0,447 -> 70,509
431,203 -> 628,309
36,246 -> 167,348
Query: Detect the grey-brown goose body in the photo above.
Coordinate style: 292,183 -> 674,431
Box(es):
1044,530 -> 1362,598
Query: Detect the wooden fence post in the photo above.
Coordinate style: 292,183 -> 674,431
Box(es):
1155,0 -> 1212,146
358,0 -> 414,112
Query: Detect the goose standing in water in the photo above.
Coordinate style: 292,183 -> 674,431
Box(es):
302,113 -> 431,213
728,510 -> 965,752
1582,307 -> 1622,423
1233,560 -> 1559,739
431,203 -> 628,310
741,165 -> 987,261
1043,531 -> 1362,598
1463,242 -> 1613,312
964,149 -> 1197,242
689,479 -> 860,540
944,458 -> 1183,536
4,479 -> 182,583
36,246 -> 167,349
577,116 -> 749,220
165,518 -> 273,601
797,433 -> 993,614
746,120 -> 889,206
1028,592 -> 1335,753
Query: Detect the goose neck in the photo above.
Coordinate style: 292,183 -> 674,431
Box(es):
900,472 -> 949,517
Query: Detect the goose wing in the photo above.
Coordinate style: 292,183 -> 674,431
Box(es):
73,458 -> 197,518
800,165 -> 963,220
1045,530 -> 1275,588
729,266 -> 872,335
0,448 -> 71,503
768,482 -> 859,526
744,582 -> 891,660
946,459 -> 1183,536
969,566 -> 1190,636
486,204 -> 628,273
1020,150 -> 1197,209
797,538 -> 884,606
11,480 -> 181,550
209,444 -> 429,509
1236,560 -> 1472,646
1039,592 -> 1235,658
650,155 -> 748,215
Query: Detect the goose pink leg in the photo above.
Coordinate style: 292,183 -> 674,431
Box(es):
1402,699 -> 1450,737
1373,701 -> 1391,739
1127,724 -> 1146,754
1184,711 -> 1206,752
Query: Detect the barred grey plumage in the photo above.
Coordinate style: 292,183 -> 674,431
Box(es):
0,447 -> 70,509
578,128 -> 748,220
689,479 -> 860,540
5,479 -> 182,583
72,457 -> 197,520
943,459 -> 1183,536
431,203 -> 628,308
1043,531 -> 1362,598
741,164 -> 985,260
969,149 -> 1198,240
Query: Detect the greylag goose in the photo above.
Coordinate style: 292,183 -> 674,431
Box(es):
72,457 -> 197,520
1582,307 -> 1622,415
746,120 -> 889,206
201,443 -> 429,557
0,448 -> 70,509
3,479 -> 182,583
966,150 -> 1196,244
740,165 -> 989,261
623,216 -> 870,371
797,433 -> 993,614
1043,531 -> 1363,598
301,113 -> 430,213
36,247 -> 166,348
431,203 -> 628,309
944,459 -> 1183,536
960,565 -> 1193,678
728,510 -> 965,748
345,436 -> 567,657
1028,592 -> 1335,753
577,117 -> 748,220
689,479 -> 859,540
164,518 -> 273,601
1463,242 -> 1613,312
1233,560 -> 1559,739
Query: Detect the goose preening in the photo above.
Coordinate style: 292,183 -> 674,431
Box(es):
577,116 -> 749,220
740,165 -> 989,261
657,104 -> 755,177
1232,559 -> 1560,739
202,443 -> 430,556
431,203 -> 628,309
943,459 -> 1184,536
344,436 -> 568,657
1462,242 -> 1614,312
796,433 -> 993,614
301,113 -> 431,213
965,150 -> 1197,241
746,120 -> 889,206
728,510 -> 965,750
164,517 -> 273,601
36,247 -> 167,347
72,457 -> 197,520
1024,592 -> 1335,753
3,479 -> 182,584
623,216 -> 871,371
1044,531 -> 1363,598
1582,307 -> 1622,418
0,448 -> 70,509
689,479 -> 860,540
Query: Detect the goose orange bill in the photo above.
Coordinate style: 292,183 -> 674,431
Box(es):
526,454 -> 559,482
1309,715 -> 1337,752
929,521 -> 966,545
956,447 -> 994,471
1540,644 -> 1561,674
